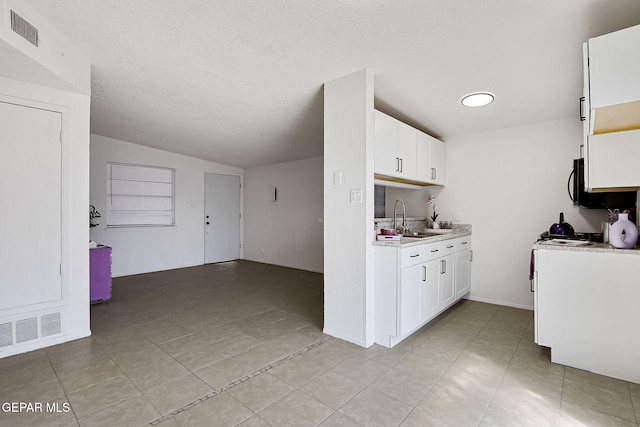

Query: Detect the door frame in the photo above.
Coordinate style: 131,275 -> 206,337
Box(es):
203,172 -> 244,264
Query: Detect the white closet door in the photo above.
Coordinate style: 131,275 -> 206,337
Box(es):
0,101 -> 62,310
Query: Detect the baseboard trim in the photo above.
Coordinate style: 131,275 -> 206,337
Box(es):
466,296 -> 533,311
322,327 -> 368,348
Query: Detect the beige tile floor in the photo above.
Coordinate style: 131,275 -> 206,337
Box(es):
0,260 -> 638,426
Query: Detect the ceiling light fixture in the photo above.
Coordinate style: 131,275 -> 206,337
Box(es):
461,92 -> 494,107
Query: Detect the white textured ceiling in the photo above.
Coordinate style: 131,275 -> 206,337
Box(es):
26,0 -> 640,168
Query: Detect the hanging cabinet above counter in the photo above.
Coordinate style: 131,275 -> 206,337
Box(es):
374,110 -> 445,187
584,23 -> 640,135
582,24 -> 640,192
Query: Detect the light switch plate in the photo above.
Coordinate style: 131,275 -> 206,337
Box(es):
334,171 -> 342,186
452,211 -> 462,221
350,189 -> 363,204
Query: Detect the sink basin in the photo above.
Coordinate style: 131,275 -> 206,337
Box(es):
403,232 -> 440,239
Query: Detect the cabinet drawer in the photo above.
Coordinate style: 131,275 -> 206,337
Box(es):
424,240 -> 456,261
401,246 -> 427,268
455,236 -> 472,252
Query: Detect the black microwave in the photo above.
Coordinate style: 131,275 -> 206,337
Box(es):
571,158 -> 637,209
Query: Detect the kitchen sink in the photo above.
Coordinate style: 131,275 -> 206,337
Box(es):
403,232 -> 440,239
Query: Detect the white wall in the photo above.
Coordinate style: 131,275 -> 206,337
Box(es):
324,69 -> 376,347
435,117 -> 605,309
90,135 -> 243,277
0,0 -> 91,94
243,156 -> 323,273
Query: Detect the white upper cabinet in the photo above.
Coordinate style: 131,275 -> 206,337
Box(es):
374,110 -> 417,179
584,24 -> 640,135
374,109 -> 444,186
416,131 -> 445,185
397,121 -> 417,178
582,24 -> 640,191
374,109 -> 399,176
588,129 -> 640,189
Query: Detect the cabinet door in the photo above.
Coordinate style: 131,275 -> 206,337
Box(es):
430,139 -> 445,185
587,129 -> 640,189
400,264 -> 422,336
374,110 -> 399,176
397,121 -> 417,178
588,24 -> 640,109
421,260 -> 440,322
439,254 -> 455,308
416,131 -> 432,182
455,249 -> 471,299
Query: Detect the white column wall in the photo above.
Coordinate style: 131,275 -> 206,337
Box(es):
0,76 -> 91,356
323,69 -> 375,347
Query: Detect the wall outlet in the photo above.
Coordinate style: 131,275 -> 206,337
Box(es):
452,211 -> 462,221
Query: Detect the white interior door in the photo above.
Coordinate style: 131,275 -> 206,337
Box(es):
204,173 -> 241,263
0,101 -> 62,310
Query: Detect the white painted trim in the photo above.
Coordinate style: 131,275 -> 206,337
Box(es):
466,295 -> 533,311
241,258 -> 322,274
322,327 -> 370,348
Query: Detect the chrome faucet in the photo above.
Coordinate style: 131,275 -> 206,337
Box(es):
393,199 -> 407,234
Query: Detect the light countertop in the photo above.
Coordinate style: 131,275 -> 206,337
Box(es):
373,230 -> 471,248
533,240 -> 640,255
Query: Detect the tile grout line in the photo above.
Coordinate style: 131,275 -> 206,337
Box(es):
629,382 -> 640,426
147,337 -> 329,426
472,307 -> 530,426
47,351 -> 82,426
395,302 -> 496,426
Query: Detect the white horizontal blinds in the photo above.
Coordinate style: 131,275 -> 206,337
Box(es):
107,162 -> 175,226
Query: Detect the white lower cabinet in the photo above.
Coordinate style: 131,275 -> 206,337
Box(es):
421,260 -> 440,322
375,235 -> 472,348
439,254 -> 455,308
534,247 -> 640,383
455,249 -> 471,298
399,264 -> 422,336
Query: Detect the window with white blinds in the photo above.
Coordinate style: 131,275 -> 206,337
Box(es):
106,162 -> 175,227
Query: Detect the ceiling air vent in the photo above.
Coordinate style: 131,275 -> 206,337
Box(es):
10,10 -> 39,47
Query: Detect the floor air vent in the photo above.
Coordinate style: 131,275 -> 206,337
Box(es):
41,312 -> 61,337
0,311 -> 63,352
15,317 -> 38,343
0,323 -> 12,348
10,10 -> 39,47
